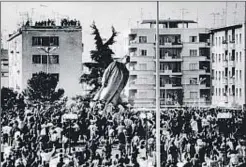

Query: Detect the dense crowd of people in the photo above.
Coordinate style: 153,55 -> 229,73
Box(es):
1,100 -> 246,167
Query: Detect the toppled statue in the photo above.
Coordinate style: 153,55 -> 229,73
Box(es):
93,55 -> 130,106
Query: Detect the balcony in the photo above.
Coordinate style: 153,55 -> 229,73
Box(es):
130,70 -> 154,76
160,84 -> 182,89
228,76 -> 235,84
228,60 -> 235,67
159,69 -> 182,75
159,42 -> 183,48
222,77 -> 228,84
222,60 -> 228,67
159,55 -> 182,62
229,41 -> 235,49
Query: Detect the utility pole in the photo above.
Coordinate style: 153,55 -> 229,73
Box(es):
155,2 -> 161,167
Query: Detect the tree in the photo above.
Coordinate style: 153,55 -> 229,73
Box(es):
23,72 -> 65,104
1,87 -> 25,111
80,22 -> 118,95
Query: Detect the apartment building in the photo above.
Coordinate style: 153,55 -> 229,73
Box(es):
8,20 -> 83,98
211,24 -> 246,108
126,20 -> 211,109
1,49 -> 9,87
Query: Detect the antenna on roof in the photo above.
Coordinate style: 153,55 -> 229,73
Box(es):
140,8 -> 143,21
233,3 -> 238,24
210,12 -> 220,28
180,8 -> 189,28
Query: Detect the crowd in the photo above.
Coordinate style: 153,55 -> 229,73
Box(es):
23,18 -> 80,27
1,100 -> 246,167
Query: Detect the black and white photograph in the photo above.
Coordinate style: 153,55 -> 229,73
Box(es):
1,1 -> 246,167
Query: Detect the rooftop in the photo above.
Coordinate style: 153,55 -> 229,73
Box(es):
141,19 -> 197,24
210,24 -> 243,33
8,18 -> 82,41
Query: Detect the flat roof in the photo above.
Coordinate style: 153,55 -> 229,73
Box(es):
210,24 -> 243,33
141,19 -> 197,24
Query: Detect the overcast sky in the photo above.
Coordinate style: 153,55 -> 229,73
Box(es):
1,2 -> 245,62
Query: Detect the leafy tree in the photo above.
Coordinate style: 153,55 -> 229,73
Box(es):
23,72 -> 65,104
1,87 -> 25,111
80,22 -> 118,95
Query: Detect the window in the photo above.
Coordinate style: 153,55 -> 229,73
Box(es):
219,37 -> 221,46
215,37 -> 217,46
32,36 -> 59,46
216,71 -> 218,80
32,55 -> 41,64
219,71 -> 221,80
49,55 -> 59,64
236,34 -> 238,44
240,88 -> 242,97
225,68 -> 228,77
240,52 -> 242,62
212,53 -> 215,62
236,70 -> 238,80
189,36 -> 197,42
231,50 -> 235,61
218,54 -> 221,62
219,88 -> 221,96
222,53 -> 224,61
140,49 -> 147,56
190,49 -> 197,56
232,67 -> 235,77
239,33 -> 242,44
139,36 -> 147,43
51,73 -> 59,81
189,63 -> 197,70
240,70 -> 242,80
190,78 -> 197,84
232,85 -> 235,96
139,63 -> 147,70
216,88 -> 217,96
236,52 -> 238,62
42,55 -> 47,64
236,88 -> 238,96
190,92 -> 198,98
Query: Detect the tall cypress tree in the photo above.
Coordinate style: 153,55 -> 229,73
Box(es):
80,22 -> 118,96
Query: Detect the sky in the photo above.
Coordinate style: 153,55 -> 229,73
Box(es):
1,1 -> 245,62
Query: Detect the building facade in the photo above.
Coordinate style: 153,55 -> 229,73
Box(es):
126,20 -> 211,109
1,49 -> 9,87
211,24 -> 246,108
8,21 -> 83,98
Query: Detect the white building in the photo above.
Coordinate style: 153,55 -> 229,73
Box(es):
211,24 -> 246,108
1,49 -> 9,87
8,20 -> 83,98
126,20 -> 211,109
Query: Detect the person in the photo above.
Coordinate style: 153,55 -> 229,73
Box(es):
93,55 -> 130,106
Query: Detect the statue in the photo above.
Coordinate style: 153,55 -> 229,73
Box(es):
93,55 -> 130,107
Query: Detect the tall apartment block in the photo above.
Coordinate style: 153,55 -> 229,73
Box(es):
211,24 -> 246,108
126,20 -> 211,109
8,20 -> 83,98
1,49 -> 9,87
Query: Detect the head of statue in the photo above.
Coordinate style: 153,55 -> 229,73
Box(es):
122,55 -> 130,64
